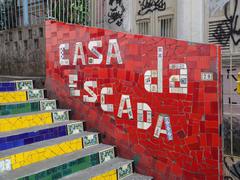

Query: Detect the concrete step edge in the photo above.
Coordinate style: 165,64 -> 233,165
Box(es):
0,131 -> 99,158
122,173 -> 153,180
61,157 -> 133,180
0,120 -> 84,138
0,144 -> 114,180
0,109 -> 71,119
0,98 -> 51,106
0,88 -> 45,94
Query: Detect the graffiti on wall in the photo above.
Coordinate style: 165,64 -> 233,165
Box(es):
107,0 -> 126,26
238,72 -> 240,95
138,0 -> 166,16
45,20 -> 221,179
213,0 -> 240,46
223,67 -> 240,105
224,156 -> 240,180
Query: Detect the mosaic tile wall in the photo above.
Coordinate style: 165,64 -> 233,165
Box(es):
45,20 -> 222,179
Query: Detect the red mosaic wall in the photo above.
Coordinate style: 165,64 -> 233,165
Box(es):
45,20 -> 222,180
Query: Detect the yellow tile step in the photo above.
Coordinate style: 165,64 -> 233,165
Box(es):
0,132 -> 99,172
0,89 -> 45,104
0,110 -> 70,132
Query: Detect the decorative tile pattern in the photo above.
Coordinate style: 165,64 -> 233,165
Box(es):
19,153 -> 100,180
15,80 -> 33,91
0,159 -> 11,172
99,148 -> 115,164
118,163 -> 133,179
238,72 -> 240,95
67,122 -> 84,135
0,112 -> 52,132
201,72 -> 214,81
52,110 -> 69,122
40,100 -> 57,111
45,21 -> 222,179
83,134 -> 99,148
27,89 -> 44,100
0,124 -> 68,151
1,138 -> 83,172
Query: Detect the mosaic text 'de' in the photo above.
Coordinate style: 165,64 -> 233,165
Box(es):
45,21 -> 222,179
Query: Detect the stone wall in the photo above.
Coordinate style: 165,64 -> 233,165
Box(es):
0,24 -> 45,76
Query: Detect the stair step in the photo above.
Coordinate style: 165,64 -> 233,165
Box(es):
0,80 -> 33,92
0,120 -> 84,151
123,173 -> 153,180
0,89 -> 45,104
0,109 -> 70,132
0,144 -> 115,180
61,157 -> 133,180
0,99 -> 58,116
0,132 -> 99,172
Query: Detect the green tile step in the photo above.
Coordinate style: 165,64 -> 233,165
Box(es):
0,144 -> 115,180
61,157 -> 153,180
0,99 -> 58,116
0,132 -> 100,173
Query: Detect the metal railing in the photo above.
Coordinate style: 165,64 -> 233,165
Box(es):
0,0 -> 105,31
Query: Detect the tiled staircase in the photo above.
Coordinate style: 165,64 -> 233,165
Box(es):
0,80 -> 152,180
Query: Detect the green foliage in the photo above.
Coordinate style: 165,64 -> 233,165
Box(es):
51,0 -> 89,25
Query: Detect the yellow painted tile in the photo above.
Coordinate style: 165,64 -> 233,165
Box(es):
1,138 -> 83,171
90,170 -> 117,180
0,91 -> 27,104
237,72 -> 240,95
0,112 -> 53,132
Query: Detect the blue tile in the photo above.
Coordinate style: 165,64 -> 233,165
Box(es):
0,125 -> 70,151
34,135 -> 44,142
24,138 -> 34,144
0,82 -> 16,92
0,138 -> 6,143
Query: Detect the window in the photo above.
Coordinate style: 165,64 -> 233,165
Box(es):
208,19 -> 230,51
24,40 -> 28,49
28,29 -> 32,39
14,42 -> 18,50
18,31 -> 22,40
39,27 -> 43,37
9,32 -> 13,41
158,15 -> 173,38
34,39 -> 39,48
137,19 -> 150,35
